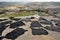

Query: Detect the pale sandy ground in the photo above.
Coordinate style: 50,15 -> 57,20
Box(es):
1,16 -> 60,40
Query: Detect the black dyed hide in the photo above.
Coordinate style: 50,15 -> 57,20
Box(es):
10,21 -> 25,28
5,28 -> 27,39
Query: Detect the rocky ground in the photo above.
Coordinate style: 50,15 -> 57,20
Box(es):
0,15 -> 60,40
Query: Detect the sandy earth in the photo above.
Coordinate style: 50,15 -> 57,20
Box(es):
1,16 -> 60,40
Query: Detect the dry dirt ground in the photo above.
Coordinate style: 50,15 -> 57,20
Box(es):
1,16 -> 60,40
